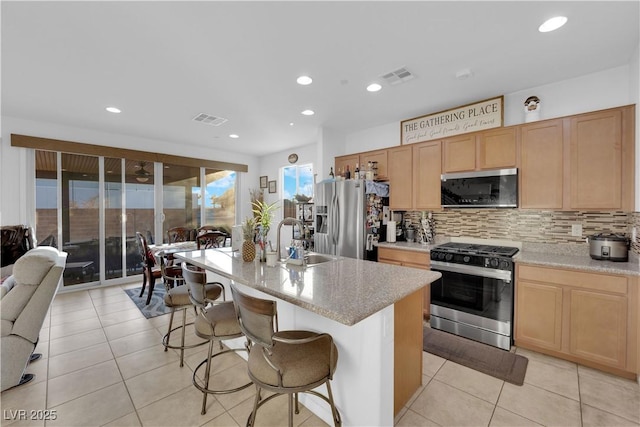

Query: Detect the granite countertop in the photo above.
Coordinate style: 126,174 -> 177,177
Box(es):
515,250 -> 640,276
174,248 -> 441,326
376,241 -> 435,253
378,239 -> 640,276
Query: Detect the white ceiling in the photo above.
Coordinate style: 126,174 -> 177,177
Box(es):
2,1 -> 639,157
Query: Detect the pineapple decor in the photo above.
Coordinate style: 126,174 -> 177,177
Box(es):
241,217 -> 256,262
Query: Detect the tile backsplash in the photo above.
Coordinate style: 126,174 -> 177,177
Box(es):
402,209 -> 636,252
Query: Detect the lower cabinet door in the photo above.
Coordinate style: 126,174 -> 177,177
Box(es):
516,280 -> 563,351
569,289 -> 627,369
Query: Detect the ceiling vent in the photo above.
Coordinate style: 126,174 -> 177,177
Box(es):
192,113 -> 228,126
380,67 -> 415,85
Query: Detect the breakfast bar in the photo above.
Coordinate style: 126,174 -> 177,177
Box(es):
174,247 -> 441,426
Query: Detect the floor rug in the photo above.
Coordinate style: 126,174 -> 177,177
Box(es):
423,327 -> 528,385
124,286 -> 171,319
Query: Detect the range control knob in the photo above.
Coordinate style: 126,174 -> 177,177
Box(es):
437,252 -> 446,261
445,253 -> 453,262
463,256 -> 471,263
500,260 -> 511,270
489,258 -> 499,268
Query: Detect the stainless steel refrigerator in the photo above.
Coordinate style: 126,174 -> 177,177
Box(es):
314,180 -> 387,260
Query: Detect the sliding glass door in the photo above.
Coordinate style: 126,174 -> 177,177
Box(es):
35,150 -> 237,288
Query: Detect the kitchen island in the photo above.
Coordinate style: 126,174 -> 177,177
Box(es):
174,248 -> 441,426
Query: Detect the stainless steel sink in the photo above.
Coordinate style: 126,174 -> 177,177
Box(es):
304,253 -> 337,266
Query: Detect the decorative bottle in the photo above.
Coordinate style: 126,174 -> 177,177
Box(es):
345,165 -> 351,180
329,167 -> 335,178
354,163 -> 360,180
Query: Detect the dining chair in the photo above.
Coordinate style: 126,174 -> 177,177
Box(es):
136,232 -> 162,306
230,284 -> 342,427
161,259 -> 224,367
196,231 -> 229,249
167,227 -> 194,243
182,263 -> 251,415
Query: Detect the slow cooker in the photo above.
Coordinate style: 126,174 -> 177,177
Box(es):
587,233 -> 629,262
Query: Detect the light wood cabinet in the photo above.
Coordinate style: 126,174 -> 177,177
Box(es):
516,280 -> 563,351
394,289 -> 423,415
519,119 -> 565,209
515,264 -> 638,376
442,134 -> 477,173
387,146 -> 413,210
413,141 -> 442,210
334,154 -> 359,178
477,127 -> 518,170
359,149 -> 388,180
569,108 -> 627,210
378,247 -> 431,319
442,127 -> 517,173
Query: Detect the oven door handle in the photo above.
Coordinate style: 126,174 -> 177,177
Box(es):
430,260 -> 512,282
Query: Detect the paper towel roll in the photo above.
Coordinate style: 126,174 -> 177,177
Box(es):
387,221 -> 396,243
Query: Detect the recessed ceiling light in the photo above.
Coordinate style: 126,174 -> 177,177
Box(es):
296,75 -> 313,85
301,110 -> 315,116
229,134 -> 239,139
366,83 -> 382,92
289,122 -> 294,126
105,106 -> 121,113
538,16 -> 567,32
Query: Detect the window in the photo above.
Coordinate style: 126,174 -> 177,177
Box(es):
282,163 -> 313,219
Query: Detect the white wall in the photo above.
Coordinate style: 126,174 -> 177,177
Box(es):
344,65 -> 634,154
0,116 -> 259,229
256,142 -> 317,249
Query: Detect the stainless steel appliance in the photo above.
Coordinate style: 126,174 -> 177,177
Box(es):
587,233 -> 629,262
314,180 -> 387,260
441,168 -> 518,208
429,242 -> 519,350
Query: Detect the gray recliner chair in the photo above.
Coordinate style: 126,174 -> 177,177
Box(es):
1,247 -> 66,391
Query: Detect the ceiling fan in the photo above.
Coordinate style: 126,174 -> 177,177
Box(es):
135,161 -> 151,183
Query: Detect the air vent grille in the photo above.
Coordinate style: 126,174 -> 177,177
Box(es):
380,67 -> 415,85
192,113 -> 228,126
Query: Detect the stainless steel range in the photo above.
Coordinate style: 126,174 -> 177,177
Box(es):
429,242 -> 519,350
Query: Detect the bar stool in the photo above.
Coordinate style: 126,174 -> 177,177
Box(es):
160,258 -> 223,367
230,284 -> 341,427
181,263 -> 252,415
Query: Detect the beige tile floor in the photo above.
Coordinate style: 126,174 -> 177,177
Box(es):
1,282 -> 639,427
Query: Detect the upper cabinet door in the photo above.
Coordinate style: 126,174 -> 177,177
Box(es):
334,154 -> 359,178
477,127 -> 517,170
442,134 -> 477,173
520,119 -> 565,209
359,149 -> 388,180
570,109 -> 623,210
413,141 -> 441,210
388,146 -> 413,210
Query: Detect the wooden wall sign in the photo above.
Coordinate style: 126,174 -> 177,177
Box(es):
401,96 -> 503,145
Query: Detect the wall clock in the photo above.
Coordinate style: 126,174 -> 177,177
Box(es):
288,153 -> 298,164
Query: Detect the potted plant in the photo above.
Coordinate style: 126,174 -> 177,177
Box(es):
252,199 -> 279,262
241,217 -> 256,262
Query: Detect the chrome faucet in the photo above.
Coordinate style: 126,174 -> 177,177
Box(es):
276,217 -> 306,262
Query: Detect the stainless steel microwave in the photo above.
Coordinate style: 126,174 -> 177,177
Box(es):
441,168 -> 518,208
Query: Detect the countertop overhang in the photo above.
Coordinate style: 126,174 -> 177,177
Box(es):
174,248 -> 441,326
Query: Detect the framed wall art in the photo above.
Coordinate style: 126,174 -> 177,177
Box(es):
268,180 -> 276,194
260,176 -> 268,188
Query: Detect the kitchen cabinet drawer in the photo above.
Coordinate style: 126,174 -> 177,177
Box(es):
518,264 -> 627,294
378,247 -> 430,266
